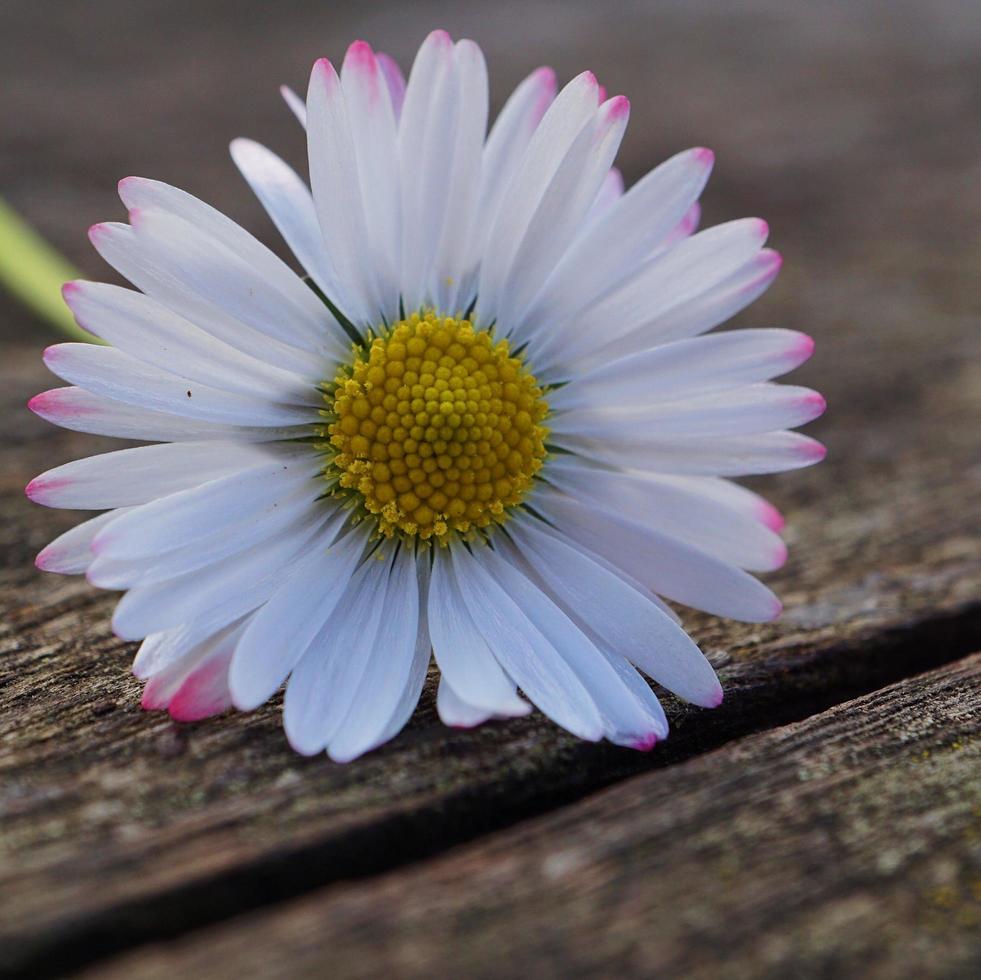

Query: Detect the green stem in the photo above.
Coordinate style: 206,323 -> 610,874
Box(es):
0,197 -> 93,342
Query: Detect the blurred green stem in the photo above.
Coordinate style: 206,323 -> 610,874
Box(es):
0,197 -> 92,342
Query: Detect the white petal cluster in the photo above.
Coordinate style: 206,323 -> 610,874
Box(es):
29,31 -> 824,760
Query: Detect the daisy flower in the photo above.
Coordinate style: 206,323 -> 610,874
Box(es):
27,31 -> 825,761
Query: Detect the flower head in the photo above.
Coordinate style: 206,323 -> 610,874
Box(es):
28,31 -> 825,760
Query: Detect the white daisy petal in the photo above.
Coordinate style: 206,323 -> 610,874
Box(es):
520,147 -> 714,346
280,84 -> 307,126
377,557 -> 434,744
535,486 -> 783,622
28,387 -> 310,443
657,475 -> 787,532
586,249 -> 786,367
35,508 -> 133,575
427,547 -> 531,716
89,450 -> 317,561
430,39 -> 489,315
230,138 -> 341,304
584,166 -> 624,222
229,520 -> 367,711
166,645 -> 236,721
551,382 -> 826,442
141,619 -> 245,721
307,57 -> 390,325
509,515 -> 722,707
88,487 -> 317,590
43,344 -> 312,427
436,677 -> 495,729
546,458 -> 788,572
134,627 -> 197,681
480,546 -> 668,746
89,222 -> 325,379
283,556 -> 390,755
475,70 -> 599,325
26,442 -> 272,510
125,208 -> 345,360
467,66 -> 556,284
328,546 -> 421,762
551,428 -> 827,477
63,280 -> 318,406
537,217 -> 769,380
341,41 -> 402,315
376,52 -> 407,118
118,179 -> 349,356
451,546 -> 605,741
500,95 -> 631,341
397,29 -> 458,312
112,507 -> 331,641
435,668 -> 533,729
550,328 -> 815,412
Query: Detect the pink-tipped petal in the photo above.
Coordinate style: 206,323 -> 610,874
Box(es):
25,475 -> 69,506
679,202 -> 701,236
343,40 -> 381,103
758,500 -> 786,532
376,51 -> 406,116
771,539 -> 789,570
801,390 -> 827,421
692,146 -> 715,168
629,734 -> 659,752
280,84 -> 307,126
601,94 -> 630,122
798,437 -> 828,463
168,657 -> 233,722
35,547 -> 58,571
797,333 -> 816,359
140,675 -> 172,711
530,66 -> 558,122
87,222 -> 111,245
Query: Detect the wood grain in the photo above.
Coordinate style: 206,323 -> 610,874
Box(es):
1,1 -> 980,976
82,654 -> 981,980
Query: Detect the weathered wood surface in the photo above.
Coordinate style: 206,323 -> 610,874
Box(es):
2,1 -> 980,977
83,654 -> 981,980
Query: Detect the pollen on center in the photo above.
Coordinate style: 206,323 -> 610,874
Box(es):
319,311 -> 549,542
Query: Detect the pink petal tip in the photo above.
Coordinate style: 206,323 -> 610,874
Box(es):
629,734 -> 659,752
693,146 -> 715,167
604,94 -> 630,119
803,391 -> 827,418
34,548 -> 55,571
801,439 -> 828,463
758,501 -> 786,532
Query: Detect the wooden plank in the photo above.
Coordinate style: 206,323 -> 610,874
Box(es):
82,654 -> 981,980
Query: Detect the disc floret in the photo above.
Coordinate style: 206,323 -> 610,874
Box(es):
319,311 -> 549,543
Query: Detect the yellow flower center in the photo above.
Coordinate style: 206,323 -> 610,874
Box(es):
319,311 -> 549,543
